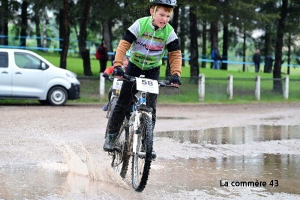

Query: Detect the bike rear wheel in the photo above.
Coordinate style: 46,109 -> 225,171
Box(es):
105,97 -> 118,138
131,113 -> 153,192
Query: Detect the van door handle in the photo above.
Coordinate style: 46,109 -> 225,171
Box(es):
15,72 -> 21,74
1,71 -> 8,74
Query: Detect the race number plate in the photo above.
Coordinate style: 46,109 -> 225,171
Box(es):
136,77 -> 159,94
112,78 -> 123,90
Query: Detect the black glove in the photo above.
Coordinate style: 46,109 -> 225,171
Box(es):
102,73 -> 109,78
169,74 -> 181,85
112,66 -> 124,76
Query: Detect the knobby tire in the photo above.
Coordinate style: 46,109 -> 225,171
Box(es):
119,120 -> 130,178
111,121 -> 129,175
131,113 -> 153,192
105,97 -> 118,138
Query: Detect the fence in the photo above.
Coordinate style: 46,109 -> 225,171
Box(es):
78,74 -> 300,104
198,74 -> 291,101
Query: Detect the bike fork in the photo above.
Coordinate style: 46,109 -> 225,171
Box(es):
132,111 -> 140,154
132,111 -> 152,154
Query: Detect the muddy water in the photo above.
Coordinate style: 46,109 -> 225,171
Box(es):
0,125 -> 300,199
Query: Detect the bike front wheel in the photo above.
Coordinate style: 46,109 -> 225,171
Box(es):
132,113 -> 153,192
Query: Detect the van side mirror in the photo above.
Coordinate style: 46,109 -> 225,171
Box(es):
41,62 -> 47,70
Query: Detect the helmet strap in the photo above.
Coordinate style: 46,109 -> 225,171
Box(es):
151,6 -> 157,20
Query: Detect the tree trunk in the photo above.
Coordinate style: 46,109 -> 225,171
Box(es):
264,24 -> 271,57
60,0 -> 70,69
273,0 -> 288,93
210,22 -> 218,50
0,0 -> 8,45
221,23 -> 228,70
78,0 -> 91,53
122,0 -> 130,34
179,6 -> 186,67
78,0 -> 93,76
82,50 -> 92,76
287,32 -> 291,75
201,21 -> 207,69
34,14 -> 42,49
210,22 -> 218,69
20,1 -> 28,47
59,9 -> 64,55
42,19 -> 48,51
242,24 -> 246,72
102,20 -> 112,52
189,6 -> 199,84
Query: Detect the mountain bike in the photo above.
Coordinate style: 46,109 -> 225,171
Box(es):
107,74 -> 177,192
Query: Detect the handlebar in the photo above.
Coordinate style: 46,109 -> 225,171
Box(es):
123,74 -> 179,88
103,74 -> 179,88
103,75 -> 115,82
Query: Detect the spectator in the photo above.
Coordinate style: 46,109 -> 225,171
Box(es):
253,49 -> 261,73
97,40 -> 109,73
212,46 -> 222,70
264,53 -> 274,73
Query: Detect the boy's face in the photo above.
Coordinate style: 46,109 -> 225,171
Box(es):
150,7 -> 172,28
123,58 -> 129,67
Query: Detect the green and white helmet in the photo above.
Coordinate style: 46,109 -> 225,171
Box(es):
149,0 -> 177,8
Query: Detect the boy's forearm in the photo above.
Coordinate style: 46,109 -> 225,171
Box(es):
168,50 -> 182,76
114,40 -> 131,67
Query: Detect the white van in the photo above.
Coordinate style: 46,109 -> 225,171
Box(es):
0,48 -> 80,106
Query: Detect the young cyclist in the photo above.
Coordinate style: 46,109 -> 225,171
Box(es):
103,0 -> 182,153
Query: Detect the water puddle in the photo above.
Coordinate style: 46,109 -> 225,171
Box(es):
153,154 -> 300,196
0,125 -> 299,199
157,116 -> 189,120
155,125 -> 300,144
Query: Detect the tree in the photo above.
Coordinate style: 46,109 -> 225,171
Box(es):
189,5 -> 199,83
30,0 -> 53,50
77,0 -> 93,76
273,0 -> 288,93
60,0 -> 70,69
20,1 -> 29,47
0,0 -> 10,45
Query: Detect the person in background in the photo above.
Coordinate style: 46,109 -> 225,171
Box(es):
212,46 -> 222,70
253,49 -> 261,73
97,40 -> 109,73
103,0 -> 182,153
102,56 -> 129,111
264,53 -> 274,73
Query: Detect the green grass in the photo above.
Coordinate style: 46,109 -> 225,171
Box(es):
2,51 -> 300,105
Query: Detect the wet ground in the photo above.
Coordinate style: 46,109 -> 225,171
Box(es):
0,103 -> 300,199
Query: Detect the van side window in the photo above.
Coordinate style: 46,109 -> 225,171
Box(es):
14,52 -> 43,70
0,52 -> 8,68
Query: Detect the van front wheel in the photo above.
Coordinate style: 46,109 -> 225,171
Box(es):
47,86 -> 68,106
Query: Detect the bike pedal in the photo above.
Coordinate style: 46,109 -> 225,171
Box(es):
114,146 -> 122,152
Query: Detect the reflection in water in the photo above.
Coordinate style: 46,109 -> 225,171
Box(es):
153,154 -> 300,195
155,125 -> 300,144
0,165 -> 68,199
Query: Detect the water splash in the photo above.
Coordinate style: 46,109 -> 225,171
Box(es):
43,133 -> 129,189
